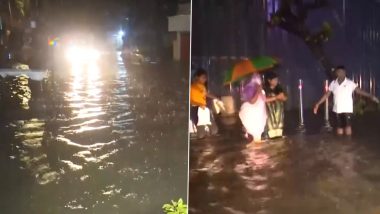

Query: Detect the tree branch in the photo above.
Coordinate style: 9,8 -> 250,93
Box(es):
269,0 -> 334,79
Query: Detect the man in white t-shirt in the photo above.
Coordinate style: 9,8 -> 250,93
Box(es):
313,66 -> 379,136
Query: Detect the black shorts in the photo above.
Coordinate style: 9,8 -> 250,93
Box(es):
335,113 -> 353,128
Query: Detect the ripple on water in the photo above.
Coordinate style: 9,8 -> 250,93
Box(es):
61,160 -> 83,171
65,200 -> 87,210
57,136 -> 116,149
64,125 -> 110,134
102,185 -> 122,196
2,58 -> 187,213
37,171 -> 60,185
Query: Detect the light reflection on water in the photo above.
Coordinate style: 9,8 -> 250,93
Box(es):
190,133 -> 380,214
1,54 -> 187,213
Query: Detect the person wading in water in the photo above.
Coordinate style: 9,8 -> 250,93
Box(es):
264,72 -> 287,139
314,66 -> 379,136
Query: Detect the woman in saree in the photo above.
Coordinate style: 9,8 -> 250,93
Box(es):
264,72 -> 287,139
239,74 -> 267,144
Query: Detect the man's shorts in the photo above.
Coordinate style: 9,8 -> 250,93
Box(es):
335,113 -> 353,128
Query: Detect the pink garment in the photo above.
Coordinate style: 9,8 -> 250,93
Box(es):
239,74 -> 267,141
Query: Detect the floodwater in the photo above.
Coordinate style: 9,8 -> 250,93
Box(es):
0,54 -> 188,213
189,113 -> 380,214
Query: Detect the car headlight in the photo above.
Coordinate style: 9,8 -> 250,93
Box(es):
65,46 -> 100,64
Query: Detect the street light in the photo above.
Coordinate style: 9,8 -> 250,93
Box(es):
118,30 -> 125,38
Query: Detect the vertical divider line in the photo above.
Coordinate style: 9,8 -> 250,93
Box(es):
186,0 -> 193,209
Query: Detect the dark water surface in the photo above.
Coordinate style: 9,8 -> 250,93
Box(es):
189,113 -> 380,214
0,54 -> 188,213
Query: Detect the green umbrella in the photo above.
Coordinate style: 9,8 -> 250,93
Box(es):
224,56 -> 279,85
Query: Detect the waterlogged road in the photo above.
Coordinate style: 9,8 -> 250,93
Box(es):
0,55 -> 188,213
189,114 -> 380,214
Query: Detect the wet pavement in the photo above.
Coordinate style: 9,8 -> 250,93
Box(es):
189,112 -> 380,214
0,54 -> 189,213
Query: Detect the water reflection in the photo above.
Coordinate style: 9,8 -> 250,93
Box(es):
190,131 -> 380,214
67,62 -> 105,122
1,53 -> 187,213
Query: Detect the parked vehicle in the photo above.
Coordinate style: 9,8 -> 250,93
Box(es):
121,46 -> 160,65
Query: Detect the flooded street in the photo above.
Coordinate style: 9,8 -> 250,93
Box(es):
0,54 -> 188,213
189,113 -> 380,214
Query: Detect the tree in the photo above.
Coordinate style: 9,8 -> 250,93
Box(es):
14,0 -> 31,18
269,0 -> 334,79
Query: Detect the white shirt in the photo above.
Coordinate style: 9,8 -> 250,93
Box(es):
328,78 -> 357,113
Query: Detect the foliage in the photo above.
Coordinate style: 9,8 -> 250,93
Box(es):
162,198 -> 187,214
268,0 -> 335,78
11,0 -> 30,19
305,22 -> 332,43
353,97 -> 380,116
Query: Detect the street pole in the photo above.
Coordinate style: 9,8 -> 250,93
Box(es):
322,80 -> 332,132
374,78 -> 376,96
297,79 -> 306,133
8,0 -> 13,26
370,73 -> 373,95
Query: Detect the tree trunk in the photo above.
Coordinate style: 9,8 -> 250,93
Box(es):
306,41 -> 334,78
270,0 -> 335,79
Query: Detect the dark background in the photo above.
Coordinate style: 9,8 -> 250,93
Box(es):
191,0 -> 380,109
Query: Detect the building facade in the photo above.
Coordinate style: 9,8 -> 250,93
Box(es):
168,3 -> 190,63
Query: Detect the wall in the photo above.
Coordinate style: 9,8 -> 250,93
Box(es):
168,15 -> 190,33
173,32 -> 180,61
191,0 -> 380,109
